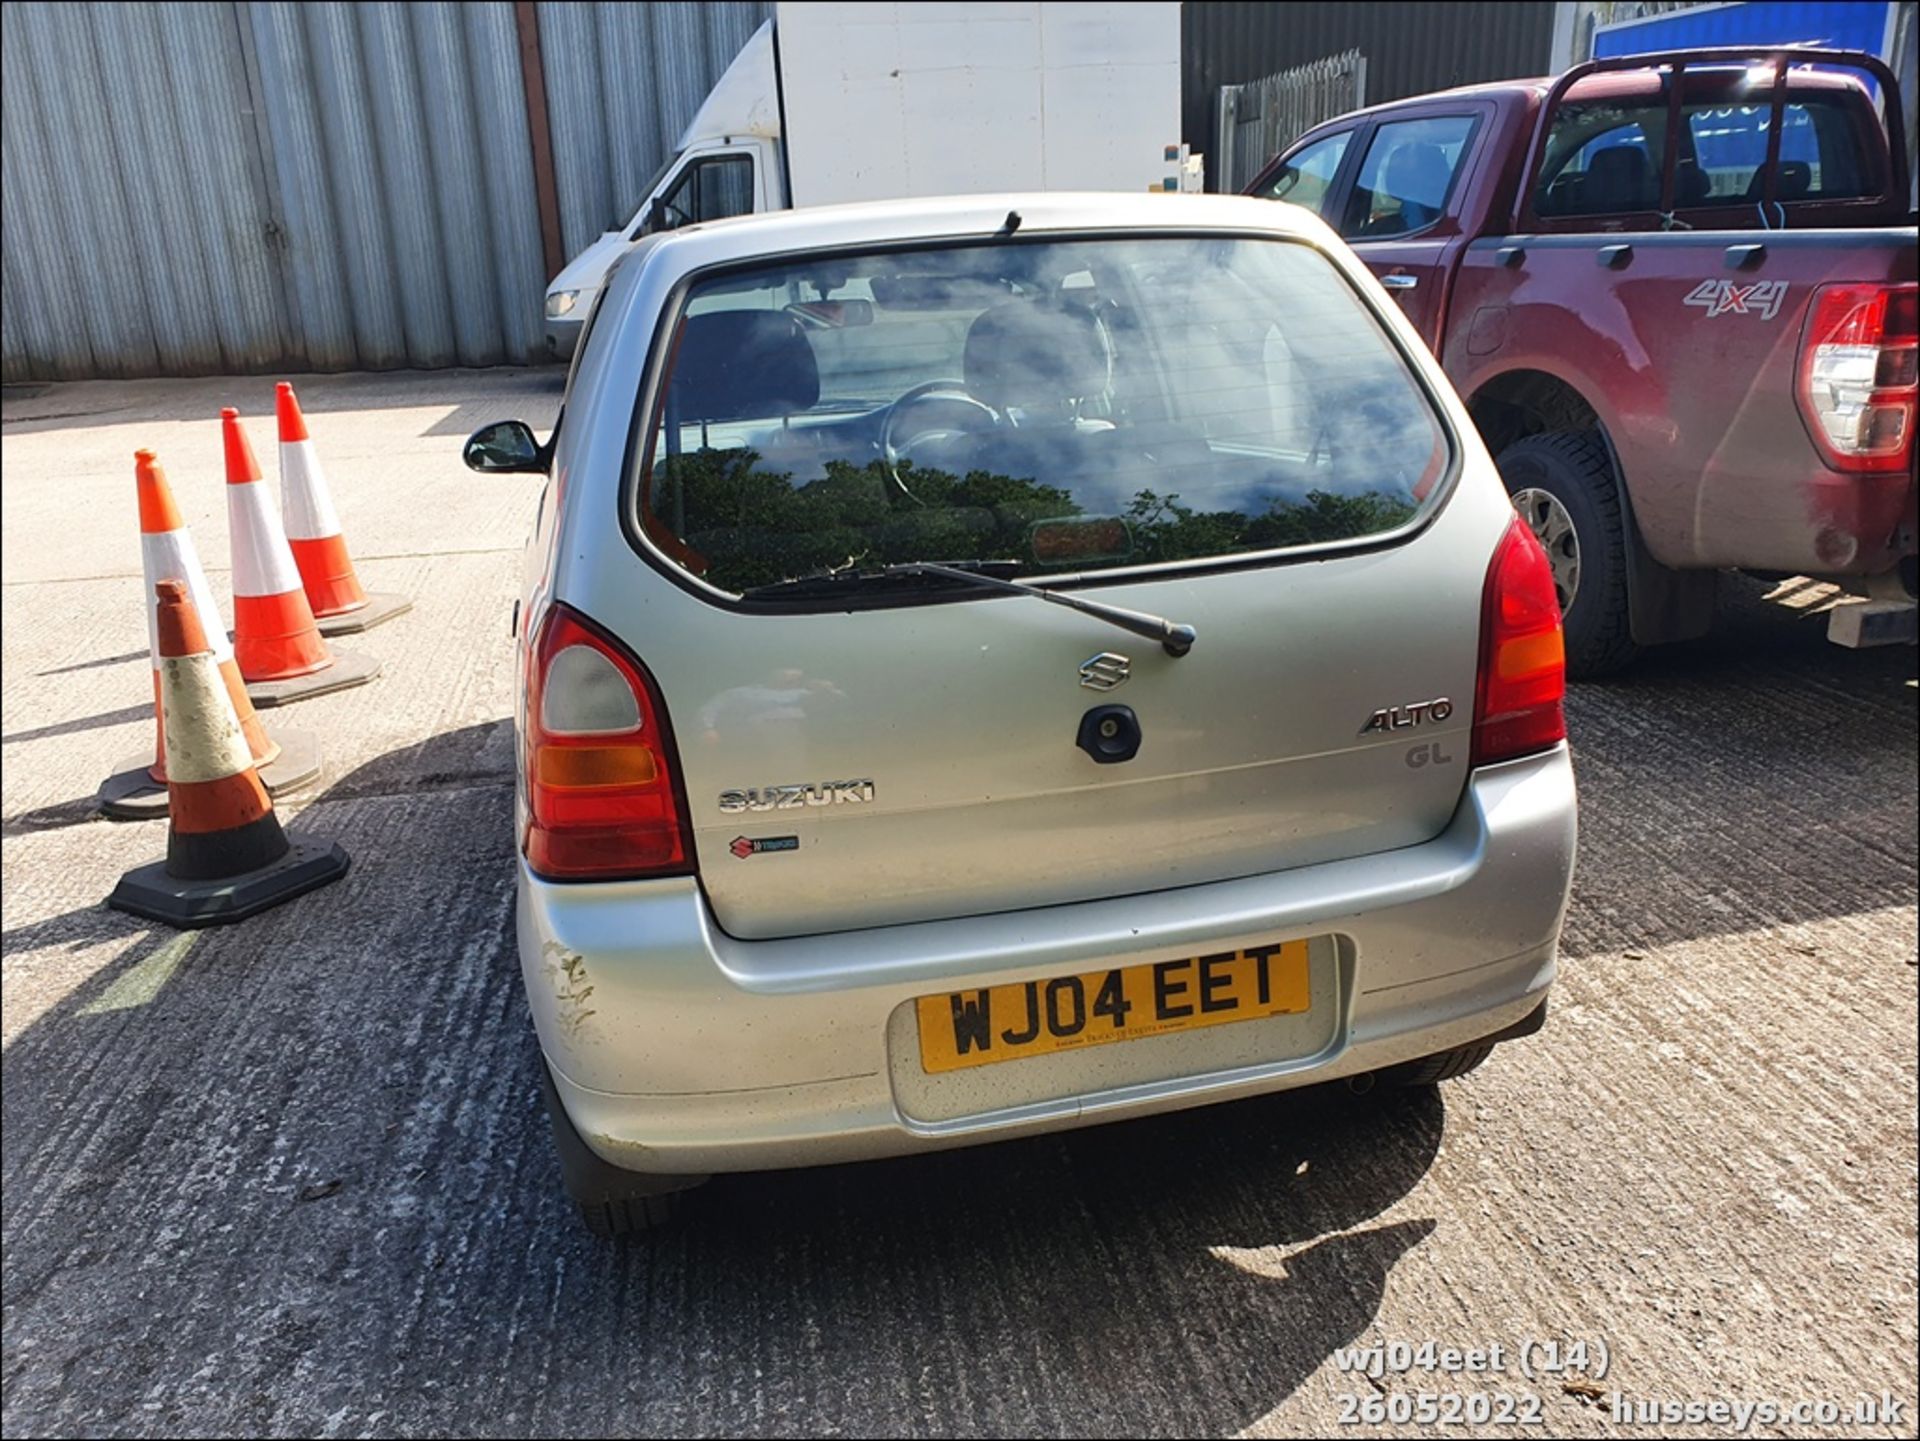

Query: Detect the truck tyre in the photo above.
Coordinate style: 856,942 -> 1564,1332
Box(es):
1496,432 -> 1640,678
539,1060 -> 706,1239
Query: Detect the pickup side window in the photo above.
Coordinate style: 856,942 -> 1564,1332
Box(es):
1340,116 -> 1477,239
1258,130 -> 1352,218
1536,106 -> 1660,216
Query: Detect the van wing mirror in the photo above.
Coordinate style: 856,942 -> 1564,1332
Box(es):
463,420 -> 547,474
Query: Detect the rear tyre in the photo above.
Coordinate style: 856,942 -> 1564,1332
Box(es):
539,1060 -> 706,1238
1496,431 -> 1640,679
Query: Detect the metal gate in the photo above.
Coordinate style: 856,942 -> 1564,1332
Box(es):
1213,50 -> 1367,193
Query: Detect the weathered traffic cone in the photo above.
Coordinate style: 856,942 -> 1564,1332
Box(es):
108,580 -> 350,928
223,407 -> 380,706
98,450 -> 323,818
277,382 -> 410,635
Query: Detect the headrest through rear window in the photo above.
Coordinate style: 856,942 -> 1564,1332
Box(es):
963,301 -> 1110,414
671,311 -> 820,422
1584,146 -> 1654,211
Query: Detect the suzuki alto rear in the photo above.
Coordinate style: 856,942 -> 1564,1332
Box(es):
464,193 -> 1577,1237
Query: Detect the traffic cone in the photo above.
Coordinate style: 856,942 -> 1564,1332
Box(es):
108,580 -> 349,928
98,450 -> 324,819
223,407 -> 380,706
277,382 -> 411,635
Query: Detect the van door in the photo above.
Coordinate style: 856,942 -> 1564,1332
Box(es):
1334,109 -> 1489,352
641,145 -> 766,235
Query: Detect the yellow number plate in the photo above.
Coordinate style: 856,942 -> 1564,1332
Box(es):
915,941 -> 1311,1074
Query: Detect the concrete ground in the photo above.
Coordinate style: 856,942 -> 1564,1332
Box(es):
2,373 -> 1915,1439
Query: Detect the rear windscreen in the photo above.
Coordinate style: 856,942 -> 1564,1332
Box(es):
637,236 -> 1449,594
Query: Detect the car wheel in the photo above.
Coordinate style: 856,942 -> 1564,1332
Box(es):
1386,1040 -> 1496,1087
540,1060 -> 706,1238
1497,431 -> 1640,678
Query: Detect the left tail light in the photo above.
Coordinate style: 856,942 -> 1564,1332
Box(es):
523,603 -> 693,881
1796,282 -> 1917,474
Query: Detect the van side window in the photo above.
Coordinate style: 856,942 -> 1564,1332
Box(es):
1259,131 -> 1352,217
1341,115 -> 1477,238
653,155 -> 756,232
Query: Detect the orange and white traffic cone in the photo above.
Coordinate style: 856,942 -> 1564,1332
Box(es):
277,382 -> 410,635
98,450 -> 323,818
107,580 -> 349,928
223,407 -> 379,705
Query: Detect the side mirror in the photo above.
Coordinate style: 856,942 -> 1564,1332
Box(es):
463,420 -> 546,474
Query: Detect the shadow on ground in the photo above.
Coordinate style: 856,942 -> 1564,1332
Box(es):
1558,575 -> 1916,959
1,720 -> 1444,1437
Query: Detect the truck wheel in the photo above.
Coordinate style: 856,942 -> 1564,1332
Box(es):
539,1060 -> 707,1239
1496,432 -> 1640,678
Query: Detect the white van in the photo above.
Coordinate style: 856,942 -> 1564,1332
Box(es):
543,2 -> 1193,356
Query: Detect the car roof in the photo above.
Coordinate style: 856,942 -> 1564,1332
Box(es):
642,190 -> 1336,252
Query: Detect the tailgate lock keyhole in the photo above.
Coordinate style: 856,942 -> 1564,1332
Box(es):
1078,704 -> 1141,764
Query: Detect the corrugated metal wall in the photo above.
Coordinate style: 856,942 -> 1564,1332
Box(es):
1,0 -> 767,380
1182,1 -> 1561,188
539,1 -> 769,261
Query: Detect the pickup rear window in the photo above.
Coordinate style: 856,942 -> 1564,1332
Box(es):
1536,89 -> 1878,217
637,237 -> 1447,595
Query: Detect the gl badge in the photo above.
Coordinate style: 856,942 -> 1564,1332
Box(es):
1079,652 -> 1131,691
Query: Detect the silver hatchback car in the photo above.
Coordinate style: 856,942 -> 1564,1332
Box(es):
466,193 -> 1577,1236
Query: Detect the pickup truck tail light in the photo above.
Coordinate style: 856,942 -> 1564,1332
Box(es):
1796,282 -> 1918,473
523,604 -> 694,881
1473,516 -> 1567,767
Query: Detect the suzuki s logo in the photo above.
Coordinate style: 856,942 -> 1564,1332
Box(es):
717,780 -> 874,813
1683,279 -> 1788,320
1079,652 -> 1131,691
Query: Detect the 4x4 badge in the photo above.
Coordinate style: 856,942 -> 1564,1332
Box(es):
1079,652 -> 1131,690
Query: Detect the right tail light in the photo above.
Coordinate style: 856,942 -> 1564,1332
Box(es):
1472,515 -> 1567,767
1796,282 -> 1918,474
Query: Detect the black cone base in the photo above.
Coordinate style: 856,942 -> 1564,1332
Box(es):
98,727 -> 323,819
315,591 -> 411,636
107,835 -> 350,929
243,647 -> 380,708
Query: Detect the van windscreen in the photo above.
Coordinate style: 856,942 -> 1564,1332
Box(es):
637,236 -> 1448,595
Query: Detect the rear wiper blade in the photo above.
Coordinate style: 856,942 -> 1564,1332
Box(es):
899,562 -> 1196,657
742,561 -> 1196,657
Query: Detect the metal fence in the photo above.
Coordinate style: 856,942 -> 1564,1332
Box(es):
1213,51 -> 1368,194
0,0 -> 768,380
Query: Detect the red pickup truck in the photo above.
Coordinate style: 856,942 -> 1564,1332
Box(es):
1249,48 -> 1918,674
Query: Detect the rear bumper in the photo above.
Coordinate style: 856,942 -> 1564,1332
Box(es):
521,746 -> 1577,1175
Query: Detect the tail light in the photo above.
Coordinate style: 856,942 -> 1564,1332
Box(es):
1472,516 -> 1567,766
1796,282 -> 1918,473
523,603 -> 693,880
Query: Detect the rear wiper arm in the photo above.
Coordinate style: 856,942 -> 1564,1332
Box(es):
895,562 -> 1196,657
